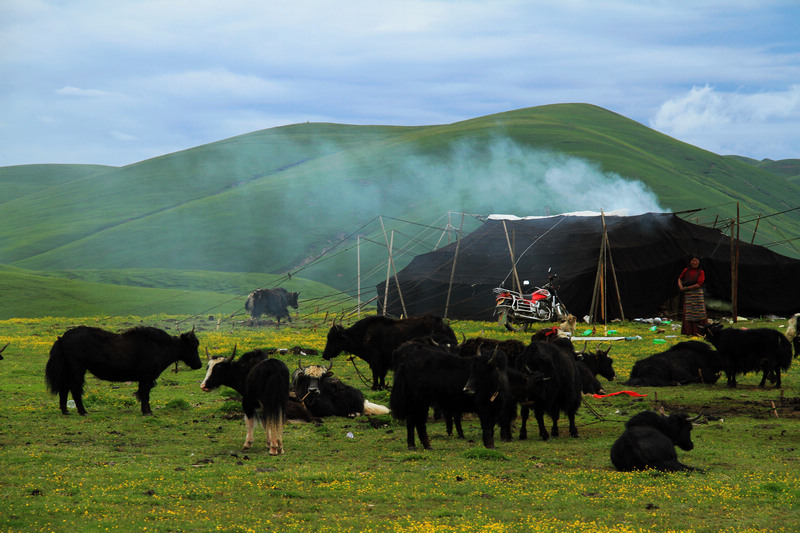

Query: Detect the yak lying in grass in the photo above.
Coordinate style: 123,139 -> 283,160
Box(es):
610,410 -> 703,472
625,340 -> 723,387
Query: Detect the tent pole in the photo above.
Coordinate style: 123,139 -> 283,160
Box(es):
380,221 -> 408,318
444,213 -> 465,320
382,226 -> 392,316
601,240 -> 606,324
357,235 -> 361,318
729,218 -> 736,323
502,221 -> 522,293
600,214 -> 625,321
751,213 -> 762,244
589,240 -> 603,324
734,203 -> 740,321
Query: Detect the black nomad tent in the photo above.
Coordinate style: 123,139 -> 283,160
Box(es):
377,212 -> 800,321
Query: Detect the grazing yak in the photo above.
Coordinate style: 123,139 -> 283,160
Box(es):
610,410 -> 703,472
462,347 -> 530,448
701,322 -> 793,388
458,337 -> 527,362
323,315 -> 458,390
291,359 -> 389,418
625,340 -> 723,387
245,288 -> 299,325
45,326 -> 201,415
515,341 -> 582,441
529,329 -> 615,395
390,341 -> 475,450
201,347 -> 290,455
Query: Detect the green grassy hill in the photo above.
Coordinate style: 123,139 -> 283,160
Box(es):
1,103 -> 798,318
0,265 -> 349,320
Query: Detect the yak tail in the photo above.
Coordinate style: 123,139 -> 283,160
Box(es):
785,313 -> 800,341
259,362 -> 290,428
389,364 -> 409,419
44,337 -> 70,396
363,400 -> 390,415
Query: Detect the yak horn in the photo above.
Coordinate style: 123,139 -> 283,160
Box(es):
0,342 -> 9,354
687,412 -> 704,423
297,356 -> 304,370
488,345 -> 499,364
224,344 -> 237,363
324,358 -> 333,372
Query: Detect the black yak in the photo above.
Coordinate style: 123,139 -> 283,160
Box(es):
610,410 -> 703,472
291,359 -> 389,418
515,341 -> 582,441
201,347 -> 289,455
575,344 -> 616,395
45,326 -> 201,415
700,323 -> 793,388
245,288 -> 299,325
463,348 -> 522,448
390,342 -> 474,449
625,340 -> 723,387
323,315 -> 458,390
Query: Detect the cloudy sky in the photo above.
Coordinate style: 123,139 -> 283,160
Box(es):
2,0 -> 799,168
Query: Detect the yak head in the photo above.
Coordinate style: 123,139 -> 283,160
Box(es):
287,292 -> 300,309
200,345 -> 236,392
698,322 -> 724,343
463,347 -> 507,396
292,358 -> 333,400
322,323 -> 348,360
579,343 -> 615,381
667,412 -> 703,451
179,326 -> 202,370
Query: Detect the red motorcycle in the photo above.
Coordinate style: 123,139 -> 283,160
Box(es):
493,270 -> 568,331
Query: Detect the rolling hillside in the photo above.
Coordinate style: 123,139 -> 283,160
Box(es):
1,103 -> 798,318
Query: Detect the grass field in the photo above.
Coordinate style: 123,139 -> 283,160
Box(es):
1,314 -> 799,532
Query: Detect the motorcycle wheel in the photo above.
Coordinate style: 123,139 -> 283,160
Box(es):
502,312 -> 530,332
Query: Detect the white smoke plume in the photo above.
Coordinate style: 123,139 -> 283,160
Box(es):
390,136 -> 666,216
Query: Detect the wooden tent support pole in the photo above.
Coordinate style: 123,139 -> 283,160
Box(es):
601,218 -> 625,321
380,221 -> 408,318
589,236 -> 605,324
444,213 -> 465,319
734,203 -> 740,322
751,213 -> 762,244
502,220 -> 522,293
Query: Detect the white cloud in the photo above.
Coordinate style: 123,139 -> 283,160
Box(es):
111,131 -> 138,141
56,86 -> 114,98
651,85 -> 800,158
1,1 -> 799,165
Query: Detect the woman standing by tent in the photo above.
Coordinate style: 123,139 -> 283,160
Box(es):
678,255 -> 707,336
